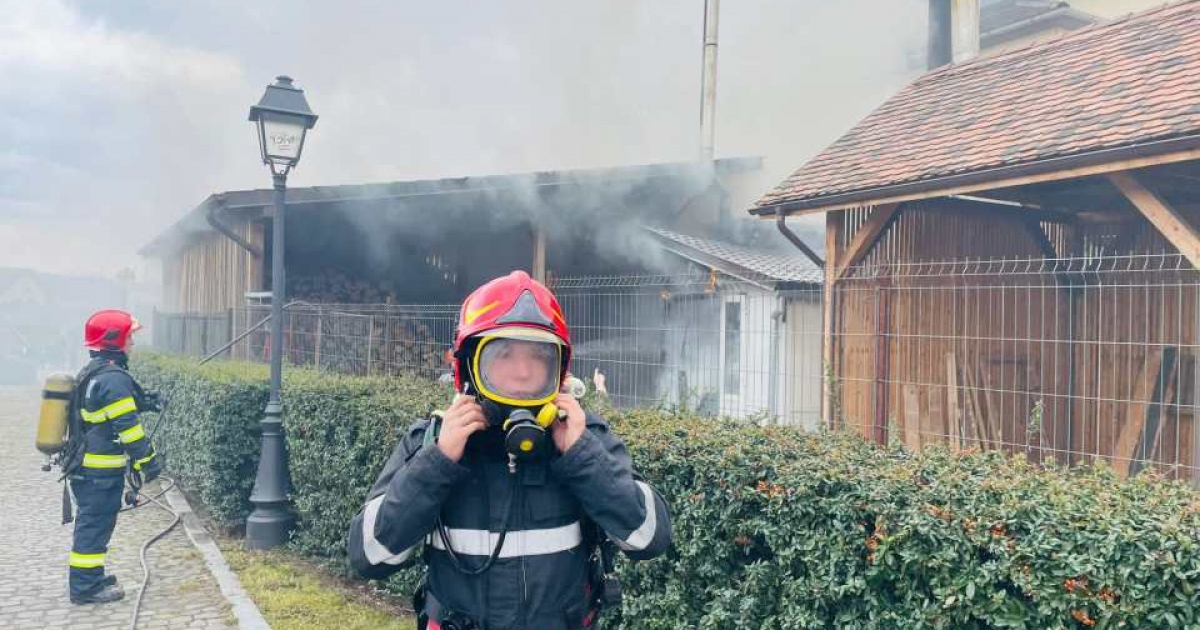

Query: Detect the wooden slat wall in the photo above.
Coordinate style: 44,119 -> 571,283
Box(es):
831,198 -> 1200,479
1070,206 -> 1199,478
164,220 -> 265,313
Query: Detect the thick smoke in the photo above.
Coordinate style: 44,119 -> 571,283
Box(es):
2,0 -> 926,275
1,0 -> 928,373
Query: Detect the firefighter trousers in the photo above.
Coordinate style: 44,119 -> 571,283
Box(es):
68,475 -> 123,598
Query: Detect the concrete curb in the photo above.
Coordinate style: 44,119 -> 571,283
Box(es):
162,480 -> 272,630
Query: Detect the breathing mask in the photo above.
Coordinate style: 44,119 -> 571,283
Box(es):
465,327 -> 566,460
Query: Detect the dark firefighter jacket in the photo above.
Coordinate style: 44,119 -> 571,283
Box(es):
75,356 -> 158,477
348,412 -> 672,630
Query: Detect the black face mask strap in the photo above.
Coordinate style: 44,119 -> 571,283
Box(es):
436,473 -> 520,576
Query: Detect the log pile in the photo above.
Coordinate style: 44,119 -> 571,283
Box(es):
377,318 -> 449,375
291,270 -> 399,304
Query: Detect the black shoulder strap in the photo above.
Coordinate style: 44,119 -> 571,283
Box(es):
60,362 -> 124,478
72,362 -> 124,414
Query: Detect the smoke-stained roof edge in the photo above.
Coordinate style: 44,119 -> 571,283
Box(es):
140,157 -> 762,257
642,226 -> 822,290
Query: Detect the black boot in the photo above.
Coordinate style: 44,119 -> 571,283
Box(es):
70,583 -> 125,605
101,574 -> 118,588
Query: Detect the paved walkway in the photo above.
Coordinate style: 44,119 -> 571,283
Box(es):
0,387 -> 244,629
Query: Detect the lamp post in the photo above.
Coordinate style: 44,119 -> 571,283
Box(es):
245,75 -> 318,550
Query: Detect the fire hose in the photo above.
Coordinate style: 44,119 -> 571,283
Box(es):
117,398 -> 182,630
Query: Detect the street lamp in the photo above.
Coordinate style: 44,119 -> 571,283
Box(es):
245,75 -> 318,550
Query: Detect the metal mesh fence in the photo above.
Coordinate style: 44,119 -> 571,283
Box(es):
832,253 -> 1200,481
153,255 -> 1200,479
230,303 -> 459,381
552,274 -> 823,428
154,274 -> 825,427
151,310 -> 234,359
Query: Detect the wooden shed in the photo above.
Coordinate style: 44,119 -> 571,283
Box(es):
754,1 -> 1200,479
140,158 -> 763,314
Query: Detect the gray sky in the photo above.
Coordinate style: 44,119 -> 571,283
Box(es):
0,0 -> 925,278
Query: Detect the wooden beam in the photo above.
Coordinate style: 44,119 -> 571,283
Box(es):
822,212 -> 844,428
1108,171 -> 1200,270
946,352 -> 962,450
1115,349 -> 1166,477
927,384 -> 944,447
836,204 -> 901,281
980,366 -> 1003,452
1021,218 -> 1058,260
1131,348 -> 1179,477
873,281 -> 891,445
759,147 -> 1200,218
903,385 -> 921,450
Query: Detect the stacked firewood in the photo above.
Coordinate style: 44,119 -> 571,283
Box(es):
291,270 -> 399,304
375,318 -> 450,374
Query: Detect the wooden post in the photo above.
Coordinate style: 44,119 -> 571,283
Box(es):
314,307 -> 323,370
532,225 -> 547,283
367,316 -> 375,375
383,310 -> 392,374
903,385 -> 921,449
823,211 -> 845,428
201,313 -> 210,357
873,281 -> 892,445
1108,172 -> 1200,270
946,352 -> 962,450
226,308 -> 235,360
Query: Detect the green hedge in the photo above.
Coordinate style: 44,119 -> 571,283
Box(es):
135,353 -> 1200,629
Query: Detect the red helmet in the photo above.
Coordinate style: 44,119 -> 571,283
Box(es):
453,271 -> 571,403
84,309 -> 141,352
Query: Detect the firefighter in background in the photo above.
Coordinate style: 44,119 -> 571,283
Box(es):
348,271 -> 672,630
66,310 -> 162,605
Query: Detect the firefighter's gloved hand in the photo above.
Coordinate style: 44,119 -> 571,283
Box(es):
140,458 -> 163,483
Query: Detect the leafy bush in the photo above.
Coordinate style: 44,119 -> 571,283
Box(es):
136,353 -> 1200,629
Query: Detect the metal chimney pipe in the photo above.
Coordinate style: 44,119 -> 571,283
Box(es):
927,0 -> 952,69
700,0 -> 720,160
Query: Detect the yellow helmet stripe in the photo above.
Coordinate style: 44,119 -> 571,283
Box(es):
465,301 -> 501,325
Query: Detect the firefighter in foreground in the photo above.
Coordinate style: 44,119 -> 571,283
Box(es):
65,310 -> 162,604
348,271 -> 672,630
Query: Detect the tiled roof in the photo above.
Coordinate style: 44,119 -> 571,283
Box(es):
757,1 -> 1200,211
644,227 -> 821,287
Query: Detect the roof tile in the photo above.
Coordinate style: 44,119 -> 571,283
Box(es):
758,1 -> 1200,209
